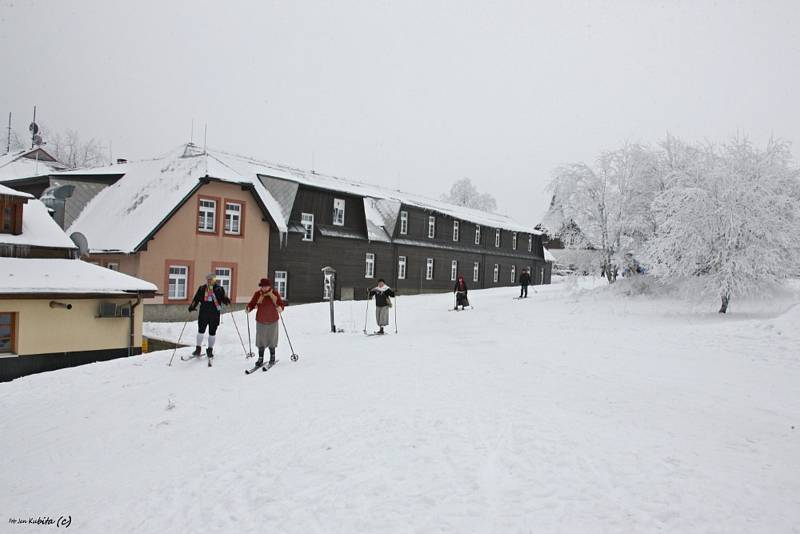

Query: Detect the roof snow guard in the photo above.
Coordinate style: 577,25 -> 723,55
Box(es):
205,149 -> 542,235
65,145 -> 288,253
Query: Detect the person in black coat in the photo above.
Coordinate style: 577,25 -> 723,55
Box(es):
519,268 -> 532,298
453,275 -> 469,310
188,273 -> 231,359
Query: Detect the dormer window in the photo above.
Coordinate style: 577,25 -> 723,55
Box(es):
333,198 -> 345,226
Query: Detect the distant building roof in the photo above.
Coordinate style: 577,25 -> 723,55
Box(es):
0,258 -> 157,296
0,148 -> 67,182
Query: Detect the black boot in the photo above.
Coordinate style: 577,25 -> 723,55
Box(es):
268,348 -> 276,365
379,327 -> 384,334
206,347 -> 214,359
192,346 -> 201,356
256,348 -> 264,367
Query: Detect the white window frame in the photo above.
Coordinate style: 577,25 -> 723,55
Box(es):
106,262 -> 119,271
398,256 -> 407,280
198,199 -> 216,233
224,201 -> 242,235
512,232 -> 517,250
493,264 -> 499,283
168,265 -> 188,300
333,198 -> 345,226
510,265 -> 516,283
451,260 -> 458,281
453,220 -> 459,242
473,261 -> 480,282
215,266 -> 232,297
475,225 -> 481,245
428,216 -> 436,239
495,229 -> 501,248
365,253 -> 375,278
301,213 -> 314,241
400,211 -> 408,235
274,271 -> 288,299
425,258 -> 434,280
528,234 -> 533,252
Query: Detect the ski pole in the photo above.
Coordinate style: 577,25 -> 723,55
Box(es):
168,319 -> 189,366
363,296 -> 370,334
279,314 -> 299,361
229,310 -> 251,359
246,310 -> 254,358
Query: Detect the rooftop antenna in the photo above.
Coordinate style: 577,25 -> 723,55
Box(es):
311,149 -> 316,174
203,122 -> 208,175
5,112 -> 10,154
29,105 -> 38,149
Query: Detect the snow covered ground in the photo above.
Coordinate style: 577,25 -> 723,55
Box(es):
2,278 -> 799,533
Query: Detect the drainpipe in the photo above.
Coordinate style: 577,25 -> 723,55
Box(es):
129,295 -> 142,357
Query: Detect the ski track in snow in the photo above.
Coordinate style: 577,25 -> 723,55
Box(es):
1,278 -> 799,533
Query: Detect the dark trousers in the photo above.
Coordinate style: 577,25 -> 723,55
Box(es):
520,284 -> 528,297
198,307 -> 220,335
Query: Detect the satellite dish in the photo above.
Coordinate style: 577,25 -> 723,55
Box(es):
32,134 -> 44,146
70,232 -> 89,256
44,184 -> 75,200
29,122 -> 39,135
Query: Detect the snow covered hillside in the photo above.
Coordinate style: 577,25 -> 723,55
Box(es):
2,280 -> 799,533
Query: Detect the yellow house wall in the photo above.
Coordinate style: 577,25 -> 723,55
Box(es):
0,297 -> 143,356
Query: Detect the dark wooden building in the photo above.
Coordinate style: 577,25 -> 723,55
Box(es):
255,168 -> 551,303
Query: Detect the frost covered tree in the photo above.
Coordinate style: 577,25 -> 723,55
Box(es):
549,143 -> 658,283
647,137 -> 800,312
47,128 -> 107,168
2,127 -> 24,154
441,178 -> 497,212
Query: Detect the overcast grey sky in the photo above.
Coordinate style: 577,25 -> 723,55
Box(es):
2,0 -> 798,225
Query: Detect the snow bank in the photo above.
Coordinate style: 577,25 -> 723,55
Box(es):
2,283 -> 798,533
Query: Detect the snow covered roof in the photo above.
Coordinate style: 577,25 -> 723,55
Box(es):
0,183 -> 34,199
0,258 -> 157,296
543,246 -> 556,263
0,148 -> 67,182
537,198 -> 565,237
209,149 -> 542,235
363,197 -> 400,243
65,144 -> 287,253
0,198 -> 77,250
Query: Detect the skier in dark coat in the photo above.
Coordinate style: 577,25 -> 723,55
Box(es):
188,273 -> 231,360
368,279 -> 395,334
453,275 -> 469,310
519,268 -> 532,298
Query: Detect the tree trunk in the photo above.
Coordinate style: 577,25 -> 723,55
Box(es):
718,293 -> 730,314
